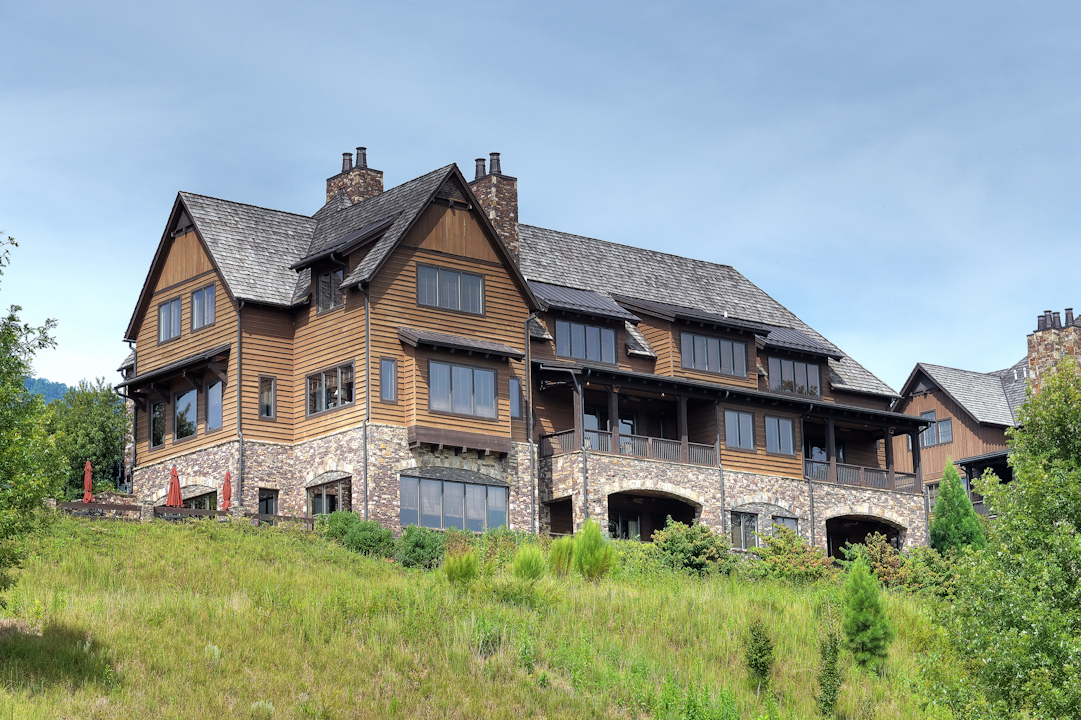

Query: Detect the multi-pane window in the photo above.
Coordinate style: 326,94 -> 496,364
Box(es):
259,377 -> 275,418
317,268 -> 345,313
307,364 -> 354,415
927,482 -> 940,511
429,361 -> 496,418
184,492 -> 217,511
919,411 -> 953,447
258,489 -> 279,516
724,410 -> 755,450
399,476 -> 508,531
509,378 -> 522,418
765,416 -> 794,455
206,380 -> 223,430
380,359 -> 397,402
768,357 -> 820,396
680,333 -> 747,377
158,298 -> 181,342
416,265 -> 484,314
191,284 -> 215,330
773,516 -> 798,533
150,401 -> 166,448
731,511 -> 758,549
555,320 -> 616,364
175,388 -> 197,440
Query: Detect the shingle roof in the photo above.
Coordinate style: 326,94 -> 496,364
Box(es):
399,465 -> 509,487
117,350 -> 136,372
625,322 -> 657,358
610,293 -> 771,335
519,225 -> 897,397
995,357 -> 1031,422
397,327 -> 524,360
916,362 -> 1019,427
762,326 -> 843,360
529,281 -> 639,322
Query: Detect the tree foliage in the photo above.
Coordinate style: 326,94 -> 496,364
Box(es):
744,618 -> 774,697
748,525 -> 837,584
0,234 -> 62,601
816,627 -> 844,718
842,557 -> 894,669
940,357 -> 1081,718
573,519 -> 614,581
47,378 -> 128,499
652,516 -> 733,576
929,460 -> 985,553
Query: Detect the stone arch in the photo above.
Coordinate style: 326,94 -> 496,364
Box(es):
823,504 -> 907,530
728,494 -> 801,517
301,459 -> 356,488
603,478 -> 705,509
150,472 -> 220,504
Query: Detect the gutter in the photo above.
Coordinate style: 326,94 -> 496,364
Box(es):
547,365 -> 589,524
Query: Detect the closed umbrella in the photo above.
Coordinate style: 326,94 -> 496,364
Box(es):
166,466 -> 182,508
82,460 -> 94,503
222,471 -> 231,511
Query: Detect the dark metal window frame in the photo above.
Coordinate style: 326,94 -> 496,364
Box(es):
764,415 -> 795,455
258,488 -> 279,516
767,356 -> 821,397
316,267 -> 346,315
427,359 -> 499,421
173,387 -> 198,444
258,376 -> 277,420
398,475 -> 508,531
305,363 -> 356,417
415,263 -> 486,316
773,516 -> 798,533
157,296 -> 182,344
723,408 -> 756,451
380,358 -> 398,403
150,399 -> 167,448
205,378 -> 224,432
731,511 -> 758,549
680,331 -> 748,378
918,410 -> 953,447
509,377 -> 522,419
191,283 -> 216,332
554,319 -> 618,365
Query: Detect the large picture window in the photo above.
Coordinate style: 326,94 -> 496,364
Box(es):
158,297 -> 181,342
174,388 -> 197,440
206,380 -> 223,430
555,320 -> 616,364
731,511 -> 758,549
417,265 -> 484,315
680,333 -> 746,377
429,361 -> 496,418
399,476 -> 508,531
307,364 -> 354,415
150,401 -> 166,448
724,410 -> 755,450
191,284 -> 215,330
317,268 -> 345,313
764,416 -> 794,455
767,357 -> 821,396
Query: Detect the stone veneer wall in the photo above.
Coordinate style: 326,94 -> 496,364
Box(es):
132,439 -> 240,507
1028,324 -> 1081,388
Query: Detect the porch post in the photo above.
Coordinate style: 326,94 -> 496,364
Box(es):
911,430 -> 923,487
715,400 -> 726,535
884,427 -> 896,490
609,385 -> 620,455
678,395 -> 689,463
826,418 -> 837,483
572,381 -> 583,450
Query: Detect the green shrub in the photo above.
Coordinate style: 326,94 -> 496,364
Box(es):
748,526 -> 837,584
395,525 -> 445,569
444,526 -> 477,557
840,532 -> 905,588
573,519 -> 614,581
745,618 -> 774,697
843,557 -> 894,669
319,510 -> 362,543
343,520 -> 395,557
444,549 -> 479,586
478,575 -> 557,610
816,628 -> 843,718
512,544 -> 546,581
611,537 -> 670,579
477,524 -> 530,567
548,535 -> 574,577
249,699 -> 275,719
901,545 -> 958,598
652,517 -> 733,576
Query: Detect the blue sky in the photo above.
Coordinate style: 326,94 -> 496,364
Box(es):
2,0 -> 1079,391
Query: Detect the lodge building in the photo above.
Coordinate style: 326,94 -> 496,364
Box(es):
118,150 -> 933,554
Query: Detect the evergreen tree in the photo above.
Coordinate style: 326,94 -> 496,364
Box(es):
745,618 -> 774,697
929,460 -> 985,552
842,557 -> 894,669
816,628 -> 843,718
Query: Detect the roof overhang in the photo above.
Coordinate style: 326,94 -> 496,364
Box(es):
289,216 -> 398,270
399,465 -> 509,487
398,327 -> 524,360
610,293 -> 770,336
116,343 -> 231,391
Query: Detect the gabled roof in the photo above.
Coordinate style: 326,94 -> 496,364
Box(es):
519,225 -> 897,398
899,362 -> 1022,427
529,281 -> 639,323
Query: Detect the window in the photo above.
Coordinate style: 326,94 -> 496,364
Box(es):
680,333 -> 747,377
191,284 -> 215,330
174,388 -> 197,440
417,265 -> 484,314
399,476 -> 508,531
724,410 -> 754,450
309,485 -> 340,515
206,380 -> 223,430
158,297 -> 181,342
919,411 -> 953,447
927,482 -> 940,511
768,357 -> 820,396
429,361 -> 496,418
773,516 -> 798,533
380,359 -> 397,402
317,268 -> 345,313
259,377 -> 275,418
258,489 -> 279,516
937,418 -> 953,444
150,401 -> 166,448
509,377 -> 522,418
307,364 -> 354,415
731,511 -> 758,549
765,416 -> 794,455
183,492 -> 217,511
555,320 -> 616,364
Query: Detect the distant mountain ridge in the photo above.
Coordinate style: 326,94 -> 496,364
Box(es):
25,376 -> 69,403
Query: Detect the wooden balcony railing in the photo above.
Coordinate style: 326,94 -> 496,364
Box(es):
804,459 -> 918,493
541,431 -> 717,466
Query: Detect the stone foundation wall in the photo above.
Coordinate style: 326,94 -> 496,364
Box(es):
725,471 -> 814,543
291,427 -> 368,516
811,482 -> 928,550
132,440 -> 239,508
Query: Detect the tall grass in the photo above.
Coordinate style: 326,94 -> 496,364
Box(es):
0,517 -> 951,719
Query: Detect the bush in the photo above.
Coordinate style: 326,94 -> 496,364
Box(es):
901,545 -> 958,598
512,544 -> 546,581
548,535 -> 574,577
319,511 -> 362,544
843,557 -> 894,669
573,519 -> 614,581
652,517 -> 733,576
748,526 -> 837,584
611,538 -> 670,580
477,575 -> 557,610
444,549 -> 479,586
343,520 -> 395,557
745,619 -> 774,697
839,532 -> 905,589
395,525 -> 445,569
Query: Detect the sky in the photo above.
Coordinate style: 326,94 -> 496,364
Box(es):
2,0 -> 1079,392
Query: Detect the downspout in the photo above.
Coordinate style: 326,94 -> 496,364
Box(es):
547,365 -> 589,524
804,403 -> 815,548
236,300 -> 245,507
362,284 -> 371,521
716,391 -> 728,533
524,312 -> 538,533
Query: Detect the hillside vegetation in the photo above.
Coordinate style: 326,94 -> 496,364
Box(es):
23,377 -> 68,404
0,517 -> 953,720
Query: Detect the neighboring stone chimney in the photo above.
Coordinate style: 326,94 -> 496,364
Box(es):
325,146 -> 383,205
1027,306 -> 1081,386
469,152 -> 519,264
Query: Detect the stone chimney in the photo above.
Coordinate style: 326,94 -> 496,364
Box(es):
469,152 -> 519,264
1027,306 -> 1081,386
325,146 -> 383,205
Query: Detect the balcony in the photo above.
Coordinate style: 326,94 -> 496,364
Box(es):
541,429 -> 717,467
803,459 -> 919,493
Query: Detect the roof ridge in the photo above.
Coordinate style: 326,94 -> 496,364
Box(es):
179,191 -> 315,220
520,224 -> 737,271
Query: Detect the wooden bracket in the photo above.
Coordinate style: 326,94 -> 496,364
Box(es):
208,362 -> 228,384
181,370 -> 201,390
150,382 -> 171,401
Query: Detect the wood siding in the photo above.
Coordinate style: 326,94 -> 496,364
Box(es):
719,404 -> 803,478
241,305 -> 296,444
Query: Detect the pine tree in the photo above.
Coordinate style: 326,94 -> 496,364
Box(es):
842,557 -> 894,669
744,618 -> 774,696
815,628 -> 843,718
929,460 -> 985,553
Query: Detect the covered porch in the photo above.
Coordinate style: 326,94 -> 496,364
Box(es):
801,415 -> 924,494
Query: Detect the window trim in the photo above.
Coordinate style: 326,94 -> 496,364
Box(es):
258,376 -> 277,420
723,408 -> 756,452
554,319 -> 618,365
731,511 -> 758,549
149,399 -> 167,449
509,377 -> 522,419
380,357 -> 398,404
415,263 -> 487,317
427,359 -> 499,422
764,415 -> 796,456
205,378 -> 224,433
316,267 -> 346,315
157,296 -> 182,345
173,387 -> 199,444
767,356 -> 822,397
191,283 -> 216,332
257,488 -> 279,516
679,330 -> 748,378
919,411 -> 953,447
305,362 -> 356,418
398,475 -> 509,531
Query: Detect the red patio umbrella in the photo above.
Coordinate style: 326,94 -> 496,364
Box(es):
82,460 -> 94,503
221,471 -> 231,511
165,466 -> 182,508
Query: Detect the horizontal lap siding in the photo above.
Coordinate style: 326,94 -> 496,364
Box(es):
719,404 -> 803,479
242,306 -> 295,443
637,318 -> 675,374
533,384 -> 575,438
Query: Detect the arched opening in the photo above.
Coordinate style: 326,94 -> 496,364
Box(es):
825,515 -> 903,558
305,471 -> 352,517
608,490 -> 697,541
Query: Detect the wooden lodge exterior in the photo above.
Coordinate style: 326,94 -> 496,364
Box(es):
119,149 -> 933,552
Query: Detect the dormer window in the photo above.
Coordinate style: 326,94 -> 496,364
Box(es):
768,357 -> 820,396
417,265 -> 484,315
680,332 -> 746,377
317,268 -> 345,313
555,320 -> 616,364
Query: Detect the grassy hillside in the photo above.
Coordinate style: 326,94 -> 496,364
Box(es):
0,518 -> 950,719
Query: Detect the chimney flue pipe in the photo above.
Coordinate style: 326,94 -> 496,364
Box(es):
342,152 -> 353,173
475,158 -> 486,180
356,147 -> 367,169
1037,314 -> 1047,331
489,152 -> 501,175
1053,311 -> 1062,329
1067,308 -> 1075,326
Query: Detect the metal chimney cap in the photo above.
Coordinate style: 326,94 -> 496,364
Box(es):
474,158 -> 487,180
341,152 -> 353,173
489,152 -> 502,175
356,147 -> 368,169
